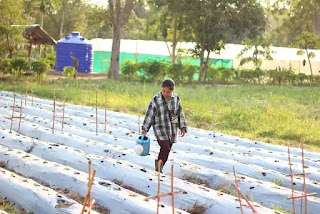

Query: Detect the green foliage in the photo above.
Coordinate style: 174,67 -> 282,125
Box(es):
183,0 -> 266,81
167,63 -> 184,82
10,57 -> 30,76
63,66 -> 76,78
44,52 -> 56,69
0,0 -> 25,58
138,60 -> 169,81
0,59 -> 13,75
182,62 -> 197,81
272,179 -> 284,186
31,60 -> 48,80
121,60 -> 138,77
239,36 -> 274,69
293,31 -> 320,76
207,67 -> 235,83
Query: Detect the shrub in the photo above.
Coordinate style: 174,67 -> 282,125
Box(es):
31,60 -> 48,80
44,52 -> 56,69
63,66 -> 76,78
138,60 -> 169,80
182,62 -> 197,81
207,66 -> 222,81
220,68 -> 235,82
121,60 -> 138,77
10,57 -> 29,77
168,63 -> 184,82
0,59 -> 13,75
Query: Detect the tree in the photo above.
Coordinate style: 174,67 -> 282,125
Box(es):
108,0 -> 135,80
293,31 -> 320,76
0,0 -> 25,58
238,36 -> 274,69
184,0 -> 266,81
41,0 -> 87,40
149,0 -> 191,64
85,5 -> 111,39
271,0 -> 320,46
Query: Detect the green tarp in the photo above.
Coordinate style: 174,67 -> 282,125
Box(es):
92,51 -> 233,74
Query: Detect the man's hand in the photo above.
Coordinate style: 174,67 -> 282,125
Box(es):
180,129 -> 186,137
141,130 -> 147,135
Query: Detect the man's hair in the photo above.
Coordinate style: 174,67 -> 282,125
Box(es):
161,78 -> 175,90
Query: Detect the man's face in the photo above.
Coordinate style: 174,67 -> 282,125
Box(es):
161,87 -> 174,100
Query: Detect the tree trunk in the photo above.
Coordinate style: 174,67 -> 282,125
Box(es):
198,48 -> 205,82
203,50 -> 211,82
59,11 -> 65,39
6,34 -> 13,58
40,12 -> 44,29
305,48 -> 313,76
171,17 -> 177,64
28,42 -> 32,58
110,26 -> 121,80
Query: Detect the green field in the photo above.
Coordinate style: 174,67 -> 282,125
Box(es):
0,77 -> 319,152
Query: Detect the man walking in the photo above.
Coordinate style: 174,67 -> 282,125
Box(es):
142,79 -> 187,173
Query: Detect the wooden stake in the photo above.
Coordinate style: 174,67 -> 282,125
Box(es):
81,169 -> 97,214
62,97 -> 66,133
145,191 -> 185,201
10,94 -> 16,133
18,96 -> 23,132
88,160 -> 92,209
104,91 -> 107,132
232,183 -> 257,214
287,146 -> 296,214
52,94 -> 56,134
87,199 -> 95,213
301,143 -> 307,214
96,90 -> 98,135
171,165 -> 175,214
233,167 -> 244,214
157,160 -> 162,214
288,193 -> 317,200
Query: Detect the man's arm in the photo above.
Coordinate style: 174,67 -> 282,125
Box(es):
141,100 -> 155,135
177,96 -> 187,136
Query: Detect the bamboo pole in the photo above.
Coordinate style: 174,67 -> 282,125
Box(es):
18,96 -> 23,132
104,90 -> 107,132
81,169 -> 97,214
232,183 -> 257,213
287,146 -> 296,214
95,90 -> 98,135
145,191 -> 185,201
10,94 -> 16,133
61,96 -> 66,133
233,167 -> 244,214
288,193 -> 317,200
87,199 -> 95,213
88,160 -> 92,209
171,165 -> 175,214
157,160 -> 162,214
301,143 -> 307,214
52,94 -> 56,134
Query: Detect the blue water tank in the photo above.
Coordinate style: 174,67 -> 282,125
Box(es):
56,32 -> 92,73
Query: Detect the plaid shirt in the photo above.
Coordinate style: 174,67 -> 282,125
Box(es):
142,92 -> 187,143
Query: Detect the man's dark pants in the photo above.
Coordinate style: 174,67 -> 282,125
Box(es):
157,139 -> 173,166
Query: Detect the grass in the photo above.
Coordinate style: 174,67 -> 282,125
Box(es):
272,206 -> 294,214
273,179 -> 284,186
0,197 -> 31,214
0,75 -> 320,151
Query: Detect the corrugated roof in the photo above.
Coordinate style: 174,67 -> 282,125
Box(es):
23,24 -> 56,46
